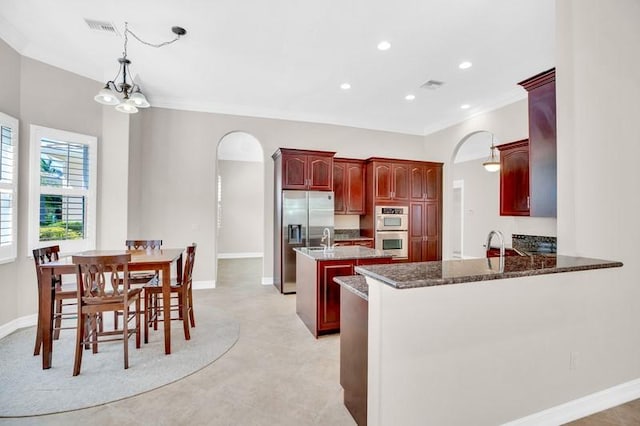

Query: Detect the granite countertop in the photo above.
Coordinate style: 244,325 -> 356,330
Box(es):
294,245 -> 392,261
355,255 -> 623,289
333,275 -> 369,300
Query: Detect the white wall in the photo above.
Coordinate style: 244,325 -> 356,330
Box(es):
217,159 -> 264,255
423,98 -> 557,259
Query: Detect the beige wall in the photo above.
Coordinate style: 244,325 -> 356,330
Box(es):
453,158 -> 557,258
0,48 -> 106,327
423,97 -> 557,259
131,107 -> 425,283
217,160 -> 264,255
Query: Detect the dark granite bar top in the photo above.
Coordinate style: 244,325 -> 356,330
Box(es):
354,255 -> 623,289
294,246 -> 392,261
334,275 -> 369,300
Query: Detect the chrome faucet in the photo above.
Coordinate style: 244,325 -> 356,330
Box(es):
486,230 -> 505,272
321,227 -> 332,251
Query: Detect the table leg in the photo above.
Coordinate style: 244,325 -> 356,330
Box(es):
162,264 -> 171,354
39,268 -> 55,369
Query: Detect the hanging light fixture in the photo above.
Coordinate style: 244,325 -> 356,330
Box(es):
94,22 -> 186,113
482,134 -> 501,172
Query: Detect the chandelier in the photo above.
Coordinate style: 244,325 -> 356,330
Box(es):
94,22 -> 186,114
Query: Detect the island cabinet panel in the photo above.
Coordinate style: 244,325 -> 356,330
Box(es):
273,148 -> 336,191
518,68 -> 557,217
318,261 -> 354,333
340,287 -> 368,426
368,160 -> 410,204
498,140 -> 530,216
333,158 -> 365,215
296,251 -> 392,338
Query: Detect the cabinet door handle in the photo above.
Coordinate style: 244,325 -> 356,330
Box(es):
527,196 -> 530,209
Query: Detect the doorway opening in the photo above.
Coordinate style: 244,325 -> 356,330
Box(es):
215,132 -> 264,286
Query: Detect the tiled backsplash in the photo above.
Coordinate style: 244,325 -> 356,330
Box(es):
512,234 -> 557,253
335,229 -> 362,238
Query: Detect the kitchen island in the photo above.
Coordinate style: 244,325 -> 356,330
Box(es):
336,255 -> 623,426
294,246 -> 391,338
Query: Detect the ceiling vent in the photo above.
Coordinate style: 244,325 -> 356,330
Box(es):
84,19 -> 120,36
420,80 -> 445,90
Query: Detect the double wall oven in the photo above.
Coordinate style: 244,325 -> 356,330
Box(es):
375,206 -> 408,259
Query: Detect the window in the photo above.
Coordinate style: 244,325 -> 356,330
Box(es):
29,125 -> 97,254
0,112 -> 19,264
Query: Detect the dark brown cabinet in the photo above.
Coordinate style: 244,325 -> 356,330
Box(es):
518,68 -> 556,217
367,160 -> 410,203
273,148 -> 335,191
333,158 -> 365,215
498,139 -> 530,216
409,201 -> 441,262
410,163 -> 442,201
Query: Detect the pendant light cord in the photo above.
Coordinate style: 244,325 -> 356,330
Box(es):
123,22 -> 184,51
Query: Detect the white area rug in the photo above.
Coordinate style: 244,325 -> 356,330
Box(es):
0,307 -> 239,417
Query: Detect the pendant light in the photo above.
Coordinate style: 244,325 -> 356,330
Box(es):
482,134 -> 500,172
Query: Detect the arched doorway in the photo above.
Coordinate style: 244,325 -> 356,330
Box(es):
450,130 -> 501,259
216,132 -> 264,285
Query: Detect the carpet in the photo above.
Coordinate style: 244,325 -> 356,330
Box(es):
0,306 -> 240,417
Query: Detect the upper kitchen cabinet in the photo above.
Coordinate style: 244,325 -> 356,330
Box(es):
518,68 -> 557,217
498,139 -> 530,216
367,159 -> 410,203
333,158 -> 365,215
273,148 -> 335,191
410,163 -> 442,201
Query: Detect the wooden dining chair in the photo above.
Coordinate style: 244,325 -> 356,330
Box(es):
144,244 -> 196,343
113,239 -> 163,330
125,239 -> 163,284
32,245 -> 77,356
72,253 -> 141,376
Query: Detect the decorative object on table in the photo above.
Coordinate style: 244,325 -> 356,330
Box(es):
94,22 -> 187,113
32,245 -> 77,356
144,243 -> 197,343
72,253 -> 141,376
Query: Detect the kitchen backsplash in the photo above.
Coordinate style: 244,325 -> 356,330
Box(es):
335,229 -> 362,238
512,234 -> 557,253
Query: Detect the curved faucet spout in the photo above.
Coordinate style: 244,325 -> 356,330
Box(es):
486,230 -> 505,272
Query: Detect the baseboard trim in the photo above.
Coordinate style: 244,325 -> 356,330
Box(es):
504,378 -> 640,425
261,277 -> 273,286
193,280 -> 216,290
217,252 -> 263,259
0,314 -> 38,340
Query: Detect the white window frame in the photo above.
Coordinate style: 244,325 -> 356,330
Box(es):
0,112 -> 19,264
28,125 -> 97,256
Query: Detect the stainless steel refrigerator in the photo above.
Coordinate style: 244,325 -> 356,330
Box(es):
275,190 -> 334,294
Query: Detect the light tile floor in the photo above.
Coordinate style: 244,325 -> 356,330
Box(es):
0,258 -> 355,426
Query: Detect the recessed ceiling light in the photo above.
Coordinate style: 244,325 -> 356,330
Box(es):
405,94 -> 416,101
459,61 -> 472,69
377,41 -> 391,51
340,82 -> 351,90
460,104 -> 471,109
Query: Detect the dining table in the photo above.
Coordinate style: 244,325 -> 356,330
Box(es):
36,248 -> 184,370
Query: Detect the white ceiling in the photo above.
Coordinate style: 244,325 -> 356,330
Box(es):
0,0 -> 555,136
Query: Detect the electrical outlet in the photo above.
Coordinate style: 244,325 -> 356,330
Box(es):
570,351 -> 579,370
